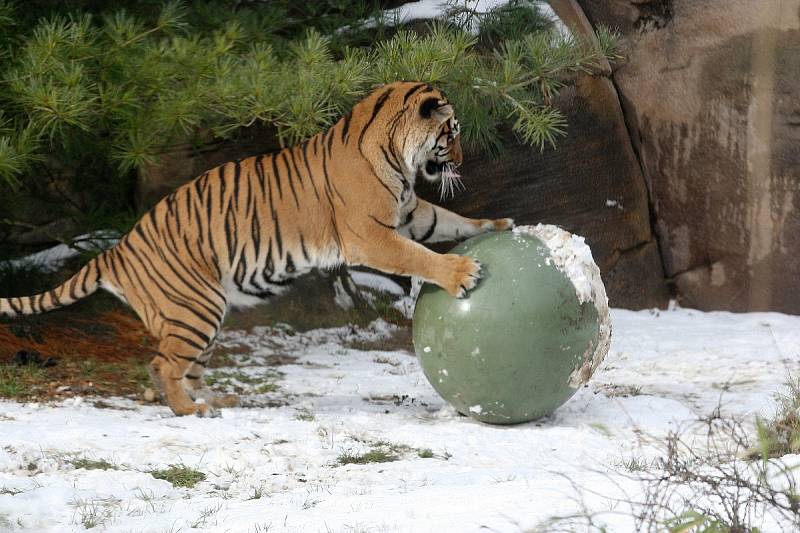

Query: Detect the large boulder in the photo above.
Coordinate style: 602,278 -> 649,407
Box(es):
578,0 -> 800,312
419,74 -> 668,309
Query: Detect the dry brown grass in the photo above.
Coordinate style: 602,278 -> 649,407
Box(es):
0,306 -> 156,401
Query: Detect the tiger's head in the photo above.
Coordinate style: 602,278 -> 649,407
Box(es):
402,84 -> 464,198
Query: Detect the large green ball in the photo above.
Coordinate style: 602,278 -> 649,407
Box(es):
412,225 -> 611,425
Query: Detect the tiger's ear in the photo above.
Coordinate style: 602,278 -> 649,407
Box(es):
420,97 -> 453,123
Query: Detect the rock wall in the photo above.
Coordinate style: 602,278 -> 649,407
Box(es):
578,0 -> 800,313
418,75 -> 669,309
419,0 -> 669,309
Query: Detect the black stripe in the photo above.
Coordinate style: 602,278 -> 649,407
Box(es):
105,251 -> 123,290
380,144 -> 403,175
300,141 -> 321,200
325,126 -> 335,155
402,203 -> 418,226
270,154 -> 283,199
140,222 -> 225,306
285,252 -> 295,274
287,147 -> 305,191
274,215 -> 283,258
232,160 -> 242,211
370,215 -> 396,230
402,83 -> 428,104
254,155 -> 266,192
340,111 -> 352,144
218,164 -> 227,213
279,151 -> 300,209
358,87 -> 394,151
224,206 -> 238,263
68,275 -> 79,301
264,241 -> 274,278
79,263 -> 90,296
167,333 -> 205,351
234,256 -> 247,289
299,234 -> 310,262
419,208 -> 438,242
164,317 -> 211,345
251,211 -> 261,252
47,288 -> 61,307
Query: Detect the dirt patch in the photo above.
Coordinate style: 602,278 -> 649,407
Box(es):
0,297 -> 157,402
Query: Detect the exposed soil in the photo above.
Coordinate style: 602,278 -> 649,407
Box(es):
0,295 -> 157,402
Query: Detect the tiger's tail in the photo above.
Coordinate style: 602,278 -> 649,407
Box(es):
0,255 -> 104,318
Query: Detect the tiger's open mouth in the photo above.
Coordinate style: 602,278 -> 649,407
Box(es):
422,159 -> 464,200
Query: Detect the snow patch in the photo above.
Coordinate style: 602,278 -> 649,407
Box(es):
3,231 -> 118,273
0,310 -> 799,530
333,277 -> 355,309
348,270 -> 405,296
513,224 -> 611,388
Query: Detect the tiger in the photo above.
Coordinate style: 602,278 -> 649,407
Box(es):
0,81 -> 513,417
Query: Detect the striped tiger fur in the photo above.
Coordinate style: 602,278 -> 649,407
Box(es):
0,81 -> 513,417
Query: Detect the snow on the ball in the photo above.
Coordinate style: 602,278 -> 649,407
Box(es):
514,224 -> 611,388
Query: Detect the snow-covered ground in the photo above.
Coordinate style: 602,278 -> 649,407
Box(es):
0,307 -> 799,532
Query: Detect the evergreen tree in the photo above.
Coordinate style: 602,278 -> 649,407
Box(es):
0,0 -> 618,236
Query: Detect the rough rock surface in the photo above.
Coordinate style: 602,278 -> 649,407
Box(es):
579,0 -> 800,312
420,74 -> 669,309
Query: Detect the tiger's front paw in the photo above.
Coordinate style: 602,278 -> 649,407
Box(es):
491,218 -> 514,231
478,217 -> 514,233
441,254 -> 481,298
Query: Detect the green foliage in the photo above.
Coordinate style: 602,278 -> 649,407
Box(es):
751,376 -> 800,460
664,510 -> 752,533
149,464 -> 206,488
71,458 -> 117,471
0,0 -> 619,224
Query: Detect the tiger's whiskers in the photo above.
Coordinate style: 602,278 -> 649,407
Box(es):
439,163 -> 464,200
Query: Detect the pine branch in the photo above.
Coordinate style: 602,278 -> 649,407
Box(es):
0,1 -> 621,193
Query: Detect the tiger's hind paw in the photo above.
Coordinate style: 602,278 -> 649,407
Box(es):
194,402 -> 220,418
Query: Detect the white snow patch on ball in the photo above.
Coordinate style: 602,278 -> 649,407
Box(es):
513,224 -> 612,388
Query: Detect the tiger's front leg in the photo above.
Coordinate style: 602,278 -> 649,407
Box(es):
398,198 -> 513,244
345,228 -> 481,298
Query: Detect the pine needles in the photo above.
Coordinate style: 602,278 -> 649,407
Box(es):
0,0 -> 620,192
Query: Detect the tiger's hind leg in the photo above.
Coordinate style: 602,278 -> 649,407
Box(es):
150,325 -> 226,418
183,355 -> 240,409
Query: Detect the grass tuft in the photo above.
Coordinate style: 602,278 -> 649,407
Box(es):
337,448 -> 399,466
417,448 -> 434,459
747,375 -> 800,460
0,364 -> 44,399
150,465 -> 206,488
294,408 -> 315,422
337,438 -> 445,465
72,458 -> 116,471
